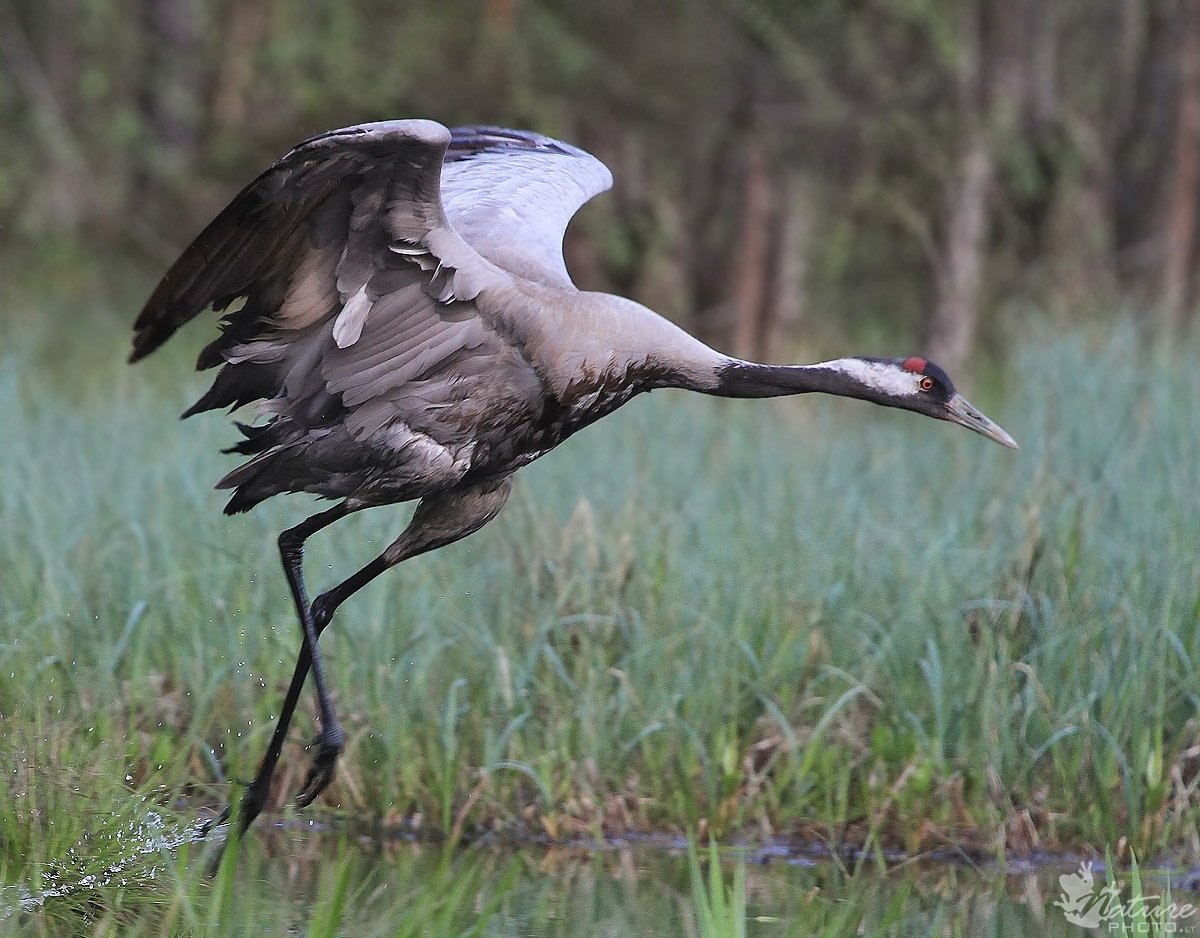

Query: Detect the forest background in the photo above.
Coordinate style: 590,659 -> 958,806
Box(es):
4,0 -> 1198,369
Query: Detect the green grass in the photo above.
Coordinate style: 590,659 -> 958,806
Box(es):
688,836 -> 747,938
2,260 -> 1200,930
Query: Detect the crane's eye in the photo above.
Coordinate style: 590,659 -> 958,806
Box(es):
918,376 -> 935,392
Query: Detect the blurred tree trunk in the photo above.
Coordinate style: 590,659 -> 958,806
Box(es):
473,0 -> 520,114
42,0 -> 85,229
686,44 -> 806,361
1155,0 -> 1200,330
684,117 -> 745,348
924,0 -> 1045,371
762,170 -> 808,357
732,150 -> 807,361
926,134 -> 994,372
208,0 -> 274,133
924,1 -> 994,373
604,127 -> 654,297
1111,2 -> 1176,294
136,0 -> 204,201
731,136 -> 771,359
1001,0 -> 1062,261
0,0 -> 91,231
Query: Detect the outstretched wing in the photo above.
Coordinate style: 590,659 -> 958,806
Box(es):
129,120 -> 551,512
130,119 -> 503,367
440,126 -> 613,287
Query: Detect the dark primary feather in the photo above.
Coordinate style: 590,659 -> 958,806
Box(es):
130,121 -> 457,365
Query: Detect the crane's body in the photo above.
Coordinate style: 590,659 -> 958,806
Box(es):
216,285 -> 721,512
131,119 -> 1015,836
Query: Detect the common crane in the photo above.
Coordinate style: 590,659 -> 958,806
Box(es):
130,120 -> 1017,835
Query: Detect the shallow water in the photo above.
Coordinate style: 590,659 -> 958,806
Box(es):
7,807 -> 1199,936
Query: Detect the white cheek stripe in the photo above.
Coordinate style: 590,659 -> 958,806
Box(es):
823,358 -> 921,397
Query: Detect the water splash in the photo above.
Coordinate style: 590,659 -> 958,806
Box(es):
0,806 -> 220,919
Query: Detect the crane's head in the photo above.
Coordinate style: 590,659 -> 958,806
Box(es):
843,356 -> 1018,449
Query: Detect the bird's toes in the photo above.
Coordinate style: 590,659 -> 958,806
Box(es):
199,804 -> 232,839
295,731 -> 343,808
295,759 -> 336,808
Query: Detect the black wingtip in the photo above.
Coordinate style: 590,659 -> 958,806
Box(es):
221,486 -> 259,515
180,387 -> 218,420
128,337 -> 153,365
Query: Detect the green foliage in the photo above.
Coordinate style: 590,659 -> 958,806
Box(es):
687,836 -> 746,938
2,269 -> 1200,932
3,275 -> 1200,857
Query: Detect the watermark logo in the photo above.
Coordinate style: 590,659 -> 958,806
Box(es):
1054,861 -> 1197,932
1056,862 -> 1103,928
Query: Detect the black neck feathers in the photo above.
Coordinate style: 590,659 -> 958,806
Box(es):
712,360 -> 870,401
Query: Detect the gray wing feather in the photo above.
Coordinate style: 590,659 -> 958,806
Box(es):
131,119 -> 503,364
133,119 -> 520,426
132,119 -> 572,511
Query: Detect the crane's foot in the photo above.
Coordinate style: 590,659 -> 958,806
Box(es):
196,807 -> 235,878
295,726 -> 345,808
199,802 -> 232,839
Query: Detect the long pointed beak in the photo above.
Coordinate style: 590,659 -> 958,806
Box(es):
942,393 -> 1019,449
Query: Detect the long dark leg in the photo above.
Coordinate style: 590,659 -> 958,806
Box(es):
287,476 -> 515,814
217,477 -> 514,837
225,501 -> 357,835
275,503 -> 361,812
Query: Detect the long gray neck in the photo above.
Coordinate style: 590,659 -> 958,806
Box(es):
561,295 -> 896,406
